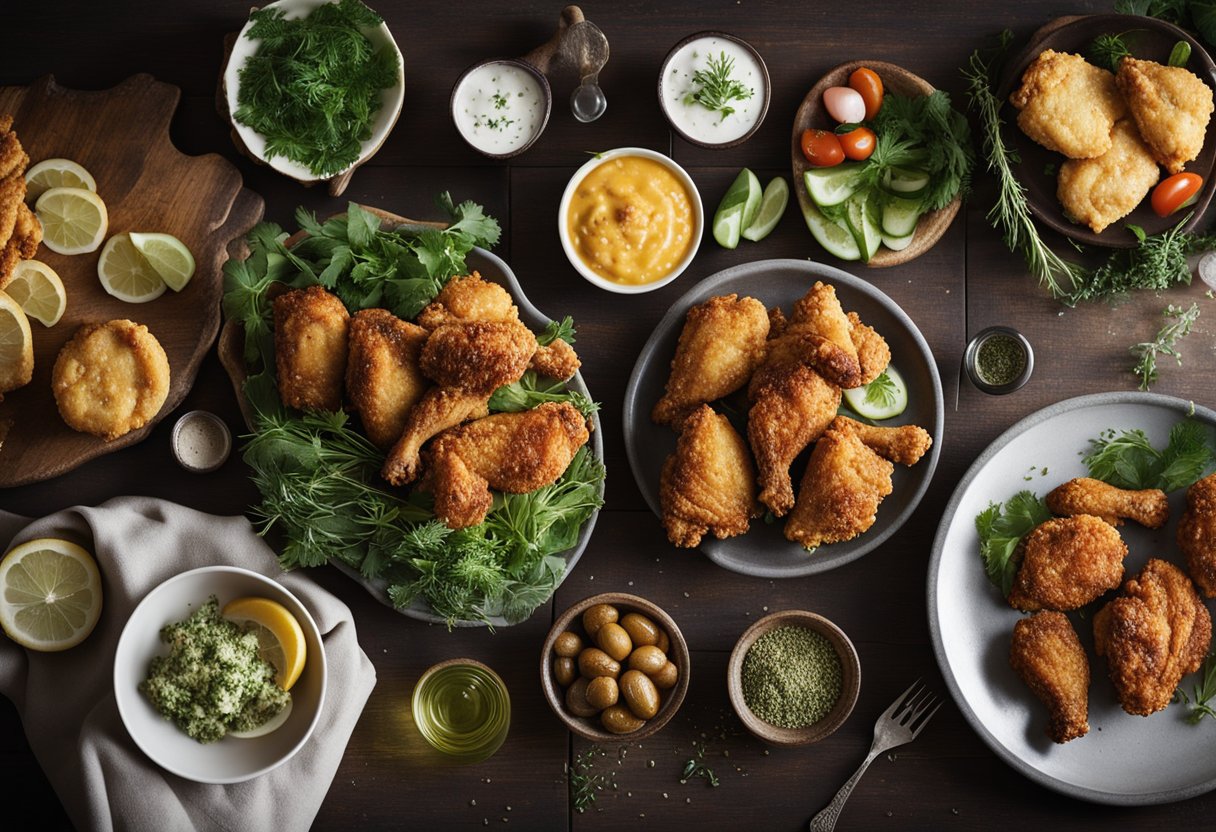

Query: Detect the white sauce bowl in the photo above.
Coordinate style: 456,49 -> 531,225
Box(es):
658,31 -> 770,149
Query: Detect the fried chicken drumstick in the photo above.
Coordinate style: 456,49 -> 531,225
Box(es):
1046,477 -> 1169,529
1010,611 -> 1091,743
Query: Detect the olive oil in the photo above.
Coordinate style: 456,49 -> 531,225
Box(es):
411,660 -> 510,762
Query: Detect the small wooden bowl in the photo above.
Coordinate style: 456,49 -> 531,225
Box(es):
541,592 -> 690,742
791,60 -> 961,268
727,610 -> 860,746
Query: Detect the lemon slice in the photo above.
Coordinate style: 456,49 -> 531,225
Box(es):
221,596 -> 307,691
35,187 -> 108,255
5,260 -> 67,327
0,291 -> 33,386
129,232 -> 195,292
97,233 -> 166,303
24,159 -> 97,203
0,538 -> 103,652
228,696 -> 294,739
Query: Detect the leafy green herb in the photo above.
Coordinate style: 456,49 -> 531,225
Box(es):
569,746 -> 616,813
1089,32 -> 1133,71
1176,652 -> 1216,723
1064,218 -> 1214,306
863,371 -> 898,409
1116,1 -> 1216,52
1132,302 -> 1202,390
679,742 -> 720,788
975,491 -> 1051,596
234,0 -> 399,177
488,371 -> 600,419
866,90 -> 974,213
683,52 -> 754,119
537,315 -> 576,347
1084,421 -> 1215,491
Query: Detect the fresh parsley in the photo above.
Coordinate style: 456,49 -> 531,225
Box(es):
863,371 -> 899,409
1083,421 -> 1215,491
868,90 -> 974,213
975,491 -> 1051,597
488,371 -> 600,419
1132,302 -> 1202,390
1176,652 -> 1216,723
683,52 -> 753,119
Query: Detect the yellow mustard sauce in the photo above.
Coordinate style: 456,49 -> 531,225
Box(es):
567,156 -> 694,285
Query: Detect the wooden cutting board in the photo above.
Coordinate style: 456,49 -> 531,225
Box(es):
0,74 -> 264,487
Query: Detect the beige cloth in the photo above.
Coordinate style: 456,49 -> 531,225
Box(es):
0,497 -> 376,832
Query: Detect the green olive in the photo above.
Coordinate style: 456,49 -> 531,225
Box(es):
651,660 -> 679,690
585,676 -> 619,710
554,656 -> 576,687
554,631 -> 583,658
595,622 -> 633,662
620,612 -> 660,647
565,677 -> 598,718
582,603 -> 619,637
629,645 -> 667,676
655,628 -> 670,653
600,704 -> 646,734
577,647 -> 620,680
619,670 -> 660,720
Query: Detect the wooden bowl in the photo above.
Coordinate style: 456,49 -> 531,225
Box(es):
540,592 -> 690,742
791,60 -> 961,268
727,610 -> 860,746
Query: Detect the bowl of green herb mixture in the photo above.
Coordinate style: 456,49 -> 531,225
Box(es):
727,610 -> 860,746
223,0 -> 405,188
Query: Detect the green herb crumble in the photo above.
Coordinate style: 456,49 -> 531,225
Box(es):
741,626 -> 842,729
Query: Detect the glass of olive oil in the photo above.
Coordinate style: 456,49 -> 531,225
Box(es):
411,659 -> 510,763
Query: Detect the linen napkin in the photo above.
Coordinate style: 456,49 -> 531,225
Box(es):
0,496 -> 376,832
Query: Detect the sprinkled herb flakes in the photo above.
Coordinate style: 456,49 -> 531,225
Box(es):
741,626 -> 842,728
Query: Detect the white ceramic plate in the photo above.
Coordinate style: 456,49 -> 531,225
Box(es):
929,392 -> 1216,804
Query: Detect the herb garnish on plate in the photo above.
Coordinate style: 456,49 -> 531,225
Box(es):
1131,302 -> 1201,390
975,491 -> 1052,596
1083,420 -> 1215,491
683,52 -> 754,119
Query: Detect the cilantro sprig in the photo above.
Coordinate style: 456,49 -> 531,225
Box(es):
976,491 -> 1051,597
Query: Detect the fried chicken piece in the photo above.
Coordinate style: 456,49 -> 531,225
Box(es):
0,171 -> 25,260
1010,611 -> 1090,743
273,286 -> 350,412
779,282 -> 861,389
345,309 -> 429,450
659,405 -> 760,548
847,311 -> 890,387
1057,120 -> 1160,234
1117,57 -> 1214,174
381,388 -> 489,486
0,116 -> 27,182
1009,49 -> 1127,159
1093,558 -> 1211,716
651,294 -> 770,427
1007,516 -> 1127,612
1046,477 -> 1169,529
1178,472 -> 1216,598
425,402 -> 590,529
783,428 -> 894,549
531,338 -> 581,381
828,416 -> 932,465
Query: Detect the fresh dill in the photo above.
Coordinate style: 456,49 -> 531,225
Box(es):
1132,302 -> 1202,390
1083,421 -> 1215,491
683,52 -> 753,119
975,491 -> 1052,597
1176,652 -> 1216,723
863,371 -> 899,409
868,90 -> 974,213
1088,32 -> 1133,71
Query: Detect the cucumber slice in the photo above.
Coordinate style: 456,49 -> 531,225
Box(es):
882,232 -> 915,251
844,191 -> 882,263
803,164 -> 863,208
882,197 -> 922,237
887,167 -> 931,194
842,366 -> 908,420
801,200 -> 861,261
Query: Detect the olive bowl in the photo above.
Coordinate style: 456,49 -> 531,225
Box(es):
540,592 -> 690,742
727,610 -> 860,746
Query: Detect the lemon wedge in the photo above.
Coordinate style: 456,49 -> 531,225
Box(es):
97,233 -> 166,303
5,260 -> 66,327
0,538 -> 103,652
129,232 -> 195,292
222,596 -> 307,691
24,158 -> 97,203
35,187 -> 108,255
0,291 -> 33,388
228,696 -> 294,739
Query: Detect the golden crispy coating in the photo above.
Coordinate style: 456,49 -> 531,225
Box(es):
1010,611 -> 1090,743
783,428 -> 894,549
531,337 -> 581,381
381,388 -> 490,486
0,203 -> 43,292
0,172 -> 24,261
1117,57 -> 1214,174
1093,558 -> 1211,716
273,286 -> 349,412
847,311 -> 890,387
1010,49 -> 1127,159
425,402 -> 590,529
419,320 -> 534,394
52,320 -> 170,441
417,272 -> 519,329
1046,477 -> 1169,529
651,294 -> 770,427
1008,516 -> 1127,612
829,416 -> 932,466
1178,472 -> 1216,598
1057,120 -> 1160,234
345,308 -> 429,450
0,116 -> 27,181
659,405 -> 760,548
782,281 -> 861,389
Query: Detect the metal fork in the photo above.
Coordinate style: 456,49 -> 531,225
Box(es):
808,680 -> 941,832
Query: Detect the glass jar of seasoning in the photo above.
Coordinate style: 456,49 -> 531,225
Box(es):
964,326 -> 1034,395
171,411 -> 232,473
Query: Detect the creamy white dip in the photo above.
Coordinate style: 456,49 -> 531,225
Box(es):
662,36 -> 764,144
453,61 -> 545,155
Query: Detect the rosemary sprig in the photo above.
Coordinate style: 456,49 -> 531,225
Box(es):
683,52 -> 753,119
568,746 -> 616,813
1176,652 -> 1216,723
1132,302 -> 1201,390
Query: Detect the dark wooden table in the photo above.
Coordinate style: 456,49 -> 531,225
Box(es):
4,0 -> 1216,829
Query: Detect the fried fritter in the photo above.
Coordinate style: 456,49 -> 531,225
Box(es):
1117,57 -> 1214,174
273,286 -> 350,412
1093,558 -> 1211,716
660,405 -> 760,548
1178,472 -> 1216,598
345,309 -> 428,450
847,311 -> 890,387
1010,49 -> 1127,159
52,320 -> 170,441
1057,119 -> 1160,234
1010,611 -> 1090,744
419,320 -> 535,394
783,428 -> 894,549
1007,515 -> 1127,612
829,415 -> 932,466
1046,477 -> 1169,529
651,294 -> 770,427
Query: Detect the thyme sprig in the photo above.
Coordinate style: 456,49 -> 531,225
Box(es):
568,746 -> 616,813
1131,302 -> 1202,390
683,52 -> 753,119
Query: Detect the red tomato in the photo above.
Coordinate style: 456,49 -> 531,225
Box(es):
1151,172 -> 1204,217
848,67 -> 884,120
839,126 -> 877,161
801,129 -> 844,167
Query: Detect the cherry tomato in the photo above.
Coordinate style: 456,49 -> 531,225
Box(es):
1151,172 -> 1204,217
838,126 -> 877,161
801,129 -> 844,167
848,67 -> 884,121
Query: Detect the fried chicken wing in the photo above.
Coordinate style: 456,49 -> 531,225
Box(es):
1117,57 -> 1214,174
829,415 -> 932,466
345,309 -> 429,450
659,405 -> 760,548
1010,611 -> 1090,743
847,311 -> 891,387
419,320 -> 535,394
381,388 -> 490,486
1093,558 -> 1211,716
780,282 -> 861,389
1046,477 -> 1169,529
1178,472 -> 1216,598
425,402 -> 590,529
651,294 -> 770,427
1057,119 -> 1160,234
1007,516 -> 1127,612
1010,49 -> 1127,159
783,428 -> 894,549
273,286 -> 350,412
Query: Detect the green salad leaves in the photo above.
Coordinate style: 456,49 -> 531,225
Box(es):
976,491 -> 1052,596
1083,421 -> 1215,492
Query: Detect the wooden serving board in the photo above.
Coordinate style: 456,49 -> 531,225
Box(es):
0,74 -> 264,487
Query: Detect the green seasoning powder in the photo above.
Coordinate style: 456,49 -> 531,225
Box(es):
741,626 -> 842,728
975,335 -> 1026,387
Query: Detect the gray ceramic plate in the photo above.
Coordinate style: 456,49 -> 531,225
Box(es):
928,392 -> 1216,804
622,259 -> 943,578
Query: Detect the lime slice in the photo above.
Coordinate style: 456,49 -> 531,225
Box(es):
5,260 -> 67,327
0,538 -> 103,652
35,187 -> 108,255
713,168 -> 762,249
741,177 -> 789,242
97,233 -> 167,303
713,206 -> 744,249
128,232 -> 195,291
24,159 -> 96,203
